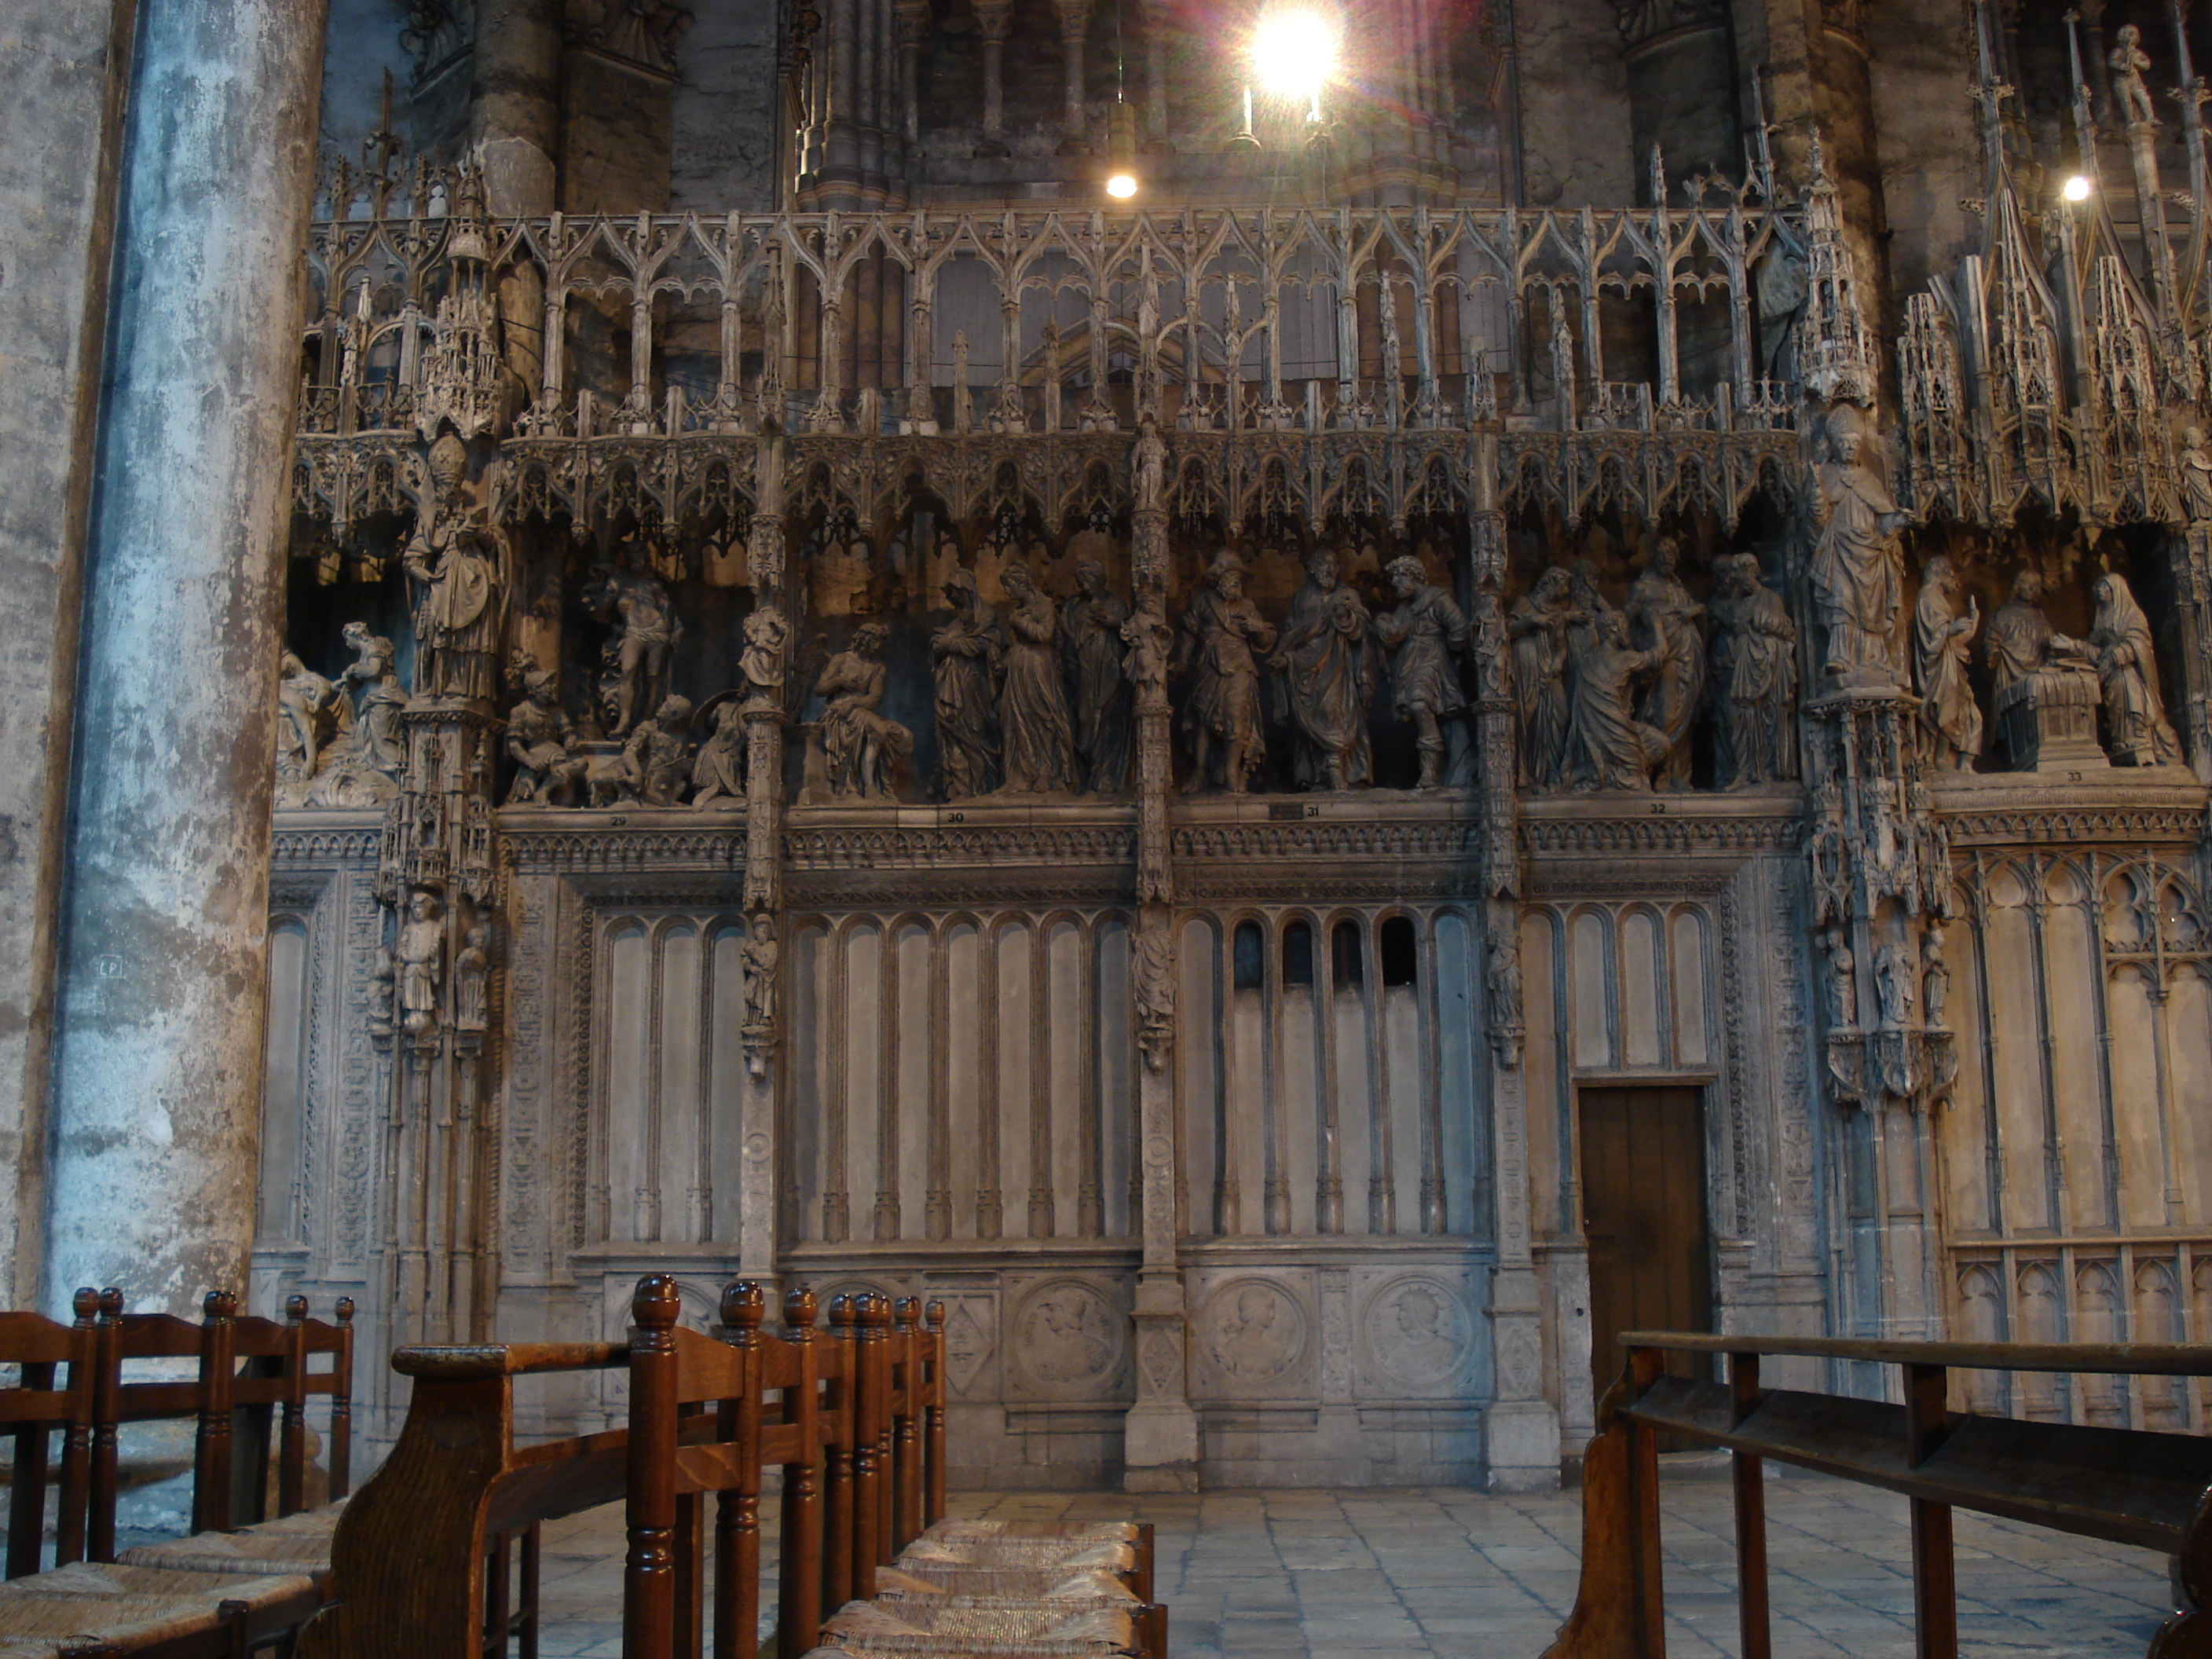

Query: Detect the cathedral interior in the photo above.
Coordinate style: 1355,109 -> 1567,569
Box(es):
9,0 -> 2212,1515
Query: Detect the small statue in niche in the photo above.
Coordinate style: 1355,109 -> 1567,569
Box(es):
276,651 -> 344,800
1061,560 -> 1132,793
742,914 -> 778,1034
620,694 -> 694,807
1874,937 -> 1918,1031
1821,925 -> 1858,1031
1485,928 -> 1523,1068
1133,924 -> 1175,1074
1808,404 -> 1910,684
1913,555 -> 1983,770
817,623 -> 912,799
689,693 -> 748,808
452,922 -> 490,1034
1176,555 -> 1276,794
1374,555 -> 1473,790
1507,566 -> 1575,790
368,944 -> 397,1038
1983,566 -> 2084,699
2089,572 -> 2181,765
504,657 -> 586,806
397,888 -> 445,1036
1921,930 -> 1951,1029
998,563 -> 1079,793
1132,416 -> 1166,511
1563,610 -> 1668,793
2181,426 -> 2212,522
339,622 -> 407,785
405,518 -> 505,703
740,606 -> 791,709
1622,537 -> 1705,790
1121,597 -> 1173,705
1708,554 -> 1799,786
932,569 -> 1005,800
2112,22 -> 2158,128
1269,547 -> 1377,791
583,555 -> 682,737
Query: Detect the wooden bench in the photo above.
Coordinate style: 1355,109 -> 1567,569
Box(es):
1542,1331 -> 2212,1659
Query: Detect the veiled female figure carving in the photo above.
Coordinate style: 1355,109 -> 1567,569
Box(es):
1808,405 -> 1909,683
819,622 -> 911,798
1913,555 -> 1982,770
1269,548 -> 1376,791
1708,555 -> 1800,786
1176,555 -> 1276,793
998,563 -> 1079,793
932,569 -> 1004,799
1507,567 -> 1574,789
2089,572 -> 2181,765
1622,537 -> 1705,788
1060,560 -> 1132,792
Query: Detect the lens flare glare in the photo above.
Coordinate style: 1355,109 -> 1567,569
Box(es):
2062,174 -> 2093,202
1106,171 -> 1138,198
1251,8 -> 1340,103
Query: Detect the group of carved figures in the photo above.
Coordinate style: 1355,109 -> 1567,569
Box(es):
1507,540 -> 1800,793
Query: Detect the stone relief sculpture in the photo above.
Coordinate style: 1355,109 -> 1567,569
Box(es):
1175,555 -> 1276,794
689,693 -> 748,808
1209,1283 -> 1298,1380
1563,610 -> 1667,792
584,555 -> 682,737
620,694 -> 694,807
452,922 -> 490,1033
2089,572 -> 2181,765
1485,927 -> 1523,1068
1984,566 -> 2097,771
1507,566 -> 1574,789
818,623 -> 912,799
397,888 -> 445,1035
405,519 -> 504,704
503,654 -> 585,805
1913,555 -> 1983,770
276,652 -> 344,808
339,624 -> 407,786
2182,427 -> 2212,522
741,606 -> 792,709
932,569 -> 1004,800
1019,1286 -> 1119,1385
1269,548 -> 1376,791
1808,404 -> 1910,685
1708,554 -> 1798,786
368,944 -> 397,1038
1921,930 -> 1950,1028
1132,416 -> 1166,509
1622,537 -> 1705,789
742,915 -> 778,1034
1061,561 -> 1131,793
1373,556 -> 1470,790
998,563 -> 1079,793
1983,567 -> 2079,698
275,626 -> 412,810
1121,598 -> 1172,701
1874,937 -> 1917,1030
1820,925 -> 1857,1031
2112,22 -> 2158,126
1133,925 -> 1174,1073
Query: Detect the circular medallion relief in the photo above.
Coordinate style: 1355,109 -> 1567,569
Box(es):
1201,1277 -> 1309,1385
1361,1275 -> 1471,1390
1011,1280 -> 1123,1394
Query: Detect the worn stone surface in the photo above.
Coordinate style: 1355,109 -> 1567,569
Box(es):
43,0 -> 329,1315
669,0 -> 784,213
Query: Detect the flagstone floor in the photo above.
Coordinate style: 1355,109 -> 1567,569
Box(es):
530,1465 -> 2169,1657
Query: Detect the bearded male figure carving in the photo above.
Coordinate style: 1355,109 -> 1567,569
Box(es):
1374,556 -> 1471,790
1176,555 -> 1276,793
1269,547 -> 1376,791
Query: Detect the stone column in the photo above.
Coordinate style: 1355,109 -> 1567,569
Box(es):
974,0 -> 1013,157
472,0 -> 562,402
1056,0 -> 1093,155
43,0 -> 330,1313
738,438 -> 791,1278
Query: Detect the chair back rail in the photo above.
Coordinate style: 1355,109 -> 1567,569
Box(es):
1542,1331 -> 2212,1659
0,1296 -> 97,1577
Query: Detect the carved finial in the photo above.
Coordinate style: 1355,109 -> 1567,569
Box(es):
71,1287 -> 97,1325
721,1280 -> 767,1341
784,1284 -> 819,1333
285,1294 -> 309,1323
632,1274 -> 682,1332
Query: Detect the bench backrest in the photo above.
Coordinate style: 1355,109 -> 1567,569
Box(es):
0,1295 -> 97,1577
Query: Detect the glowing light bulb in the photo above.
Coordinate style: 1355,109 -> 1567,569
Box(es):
1251,7 -> 1339,104
1106,171 -> 1139,199
2063,174 -> 2093,202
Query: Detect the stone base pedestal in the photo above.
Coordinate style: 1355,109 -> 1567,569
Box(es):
1122,1401 -> 1200,1492
1996,664 -> 2108,772
1483,1399 -> 1563,1492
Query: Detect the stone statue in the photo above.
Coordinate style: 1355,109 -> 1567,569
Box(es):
818,622 -> 912,798
368,944 -> 397,1038
1374,556 -> 1471,790
1507,566 -> 1574,790
1133,416 -> 1166,510
1708,554 -> 1799,787
1485,929 -> 1522,1035
339,622 -> 407,784
276,651 -> 343,802
621,694 -> 694,806
742,914 -> 778,1031
453,922 -> 490,1033
583,556 -> 682,737
1175,555 -> 1276,793
1809,405 -> 1910,684
504,655 -> 586,805
690,693 -> 747,808
741,606 -> 790,708
1914,555 -> 1983,771
2182,427 -> 2212,523
1564,558 -> 1615,664
2089,572 -> 2181,765
2112,22 -> 2157,126
1122,598 -> 1173,705
1983,567 -> 2083,698
1133,924 -> 1174,1073
1822,925 -> 1857,1031
1921,929 -> 1950,1029
405,518 -> 505,702
1269,548 -> 1376,791
1622,537 -> 1705,789
998,563 -> 1079,793
397,888 -> 445,1035
932,569 -> 1004,799
1874,937 -> 1917,1030
1061,560 -> 1132,793
1564,610 -> 1668,793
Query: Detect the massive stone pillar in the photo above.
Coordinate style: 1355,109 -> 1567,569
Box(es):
43,0 -> 330,1314
472,0 -> 560,405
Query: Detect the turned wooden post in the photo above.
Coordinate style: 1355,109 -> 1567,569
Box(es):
194,1291 -> 238,1536
780,1287 -> 825,1656
923,1299 -> 947,1526
825,1294 -> 858,1612
892,1295 -> 923,1550
624,1275 -> 683,1659
329,1297 -> 354,1500
279,1295 -> 311,1518
717,1281 -> 767,1659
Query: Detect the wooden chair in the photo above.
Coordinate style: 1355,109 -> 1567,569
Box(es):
221,1294 -> 353,1525
0,1293 -> 97,1578
87,1291 -> 229,1560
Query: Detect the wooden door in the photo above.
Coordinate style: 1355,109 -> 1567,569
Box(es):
1579,1085 -> 1713,1410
